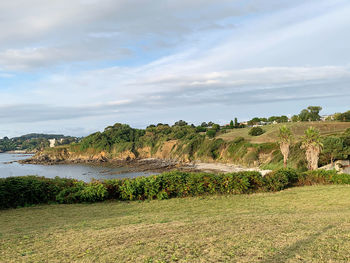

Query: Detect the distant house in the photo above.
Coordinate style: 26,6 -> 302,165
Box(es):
48,139 -> 56,148
320,115 -> 333,121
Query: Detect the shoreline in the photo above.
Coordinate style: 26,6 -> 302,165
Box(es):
19,156 -> 271,175
2,150 -> 35,154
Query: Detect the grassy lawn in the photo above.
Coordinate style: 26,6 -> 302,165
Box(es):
218,122 -> 350,143
1,185 -> 350,262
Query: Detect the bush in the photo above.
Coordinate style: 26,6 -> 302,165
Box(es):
331,172 -> 350,184
248,127 -> 265,136
0,176 -> 75,209
195,126 -> 207,133
78,182 -> 108,202
297,170 -> 335,185
263,171 -> 290,191
3,169 -> 350,209
206,129 -> 217,138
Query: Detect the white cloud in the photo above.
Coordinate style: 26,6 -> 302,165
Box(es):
1,0 -> 350,137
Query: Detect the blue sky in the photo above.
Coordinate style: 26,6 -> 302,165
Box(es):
1,0 -> 350,137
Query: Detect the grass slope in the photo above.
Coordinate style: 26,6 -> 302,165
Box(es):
218,122 -> 350,143
1,185 -> 350,262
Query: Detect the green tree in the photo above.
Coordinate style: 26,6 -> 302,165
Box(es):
291,115 -> 299,122
234,118 -> 239,127
337,111 -> 350,122
174,120 -> 188,127
206,129 -> 216,138
248,127 -> 265,136
278,125 -> 293,168
323,136 -> 344,165
301,127 -> 323,170
299,109 -> 310,121
248,117 -> 261,126
307,106 -> 322,121
212,124 -> 220,131
229,120 -> 234,128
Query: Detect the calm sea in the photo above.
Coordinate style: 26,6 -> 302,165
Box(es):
0,153 -> 155,182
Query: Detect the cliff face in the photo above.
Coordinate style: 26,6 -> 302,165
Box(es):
28,139 -> 281,168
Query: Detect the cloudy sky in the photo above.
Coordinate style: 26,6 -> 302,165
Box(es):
1,0 -> 350,137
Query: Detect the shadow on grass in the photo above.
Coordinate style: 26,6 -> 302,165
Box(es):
261,224 -> 334,263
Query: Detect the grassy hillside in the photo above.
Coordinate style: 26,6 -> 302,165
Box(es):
218,121 -> 350,143
33,121 -> 350,170
1,185 -> 350,262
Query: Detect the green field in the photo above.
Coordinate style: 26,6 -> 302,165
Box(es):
1,185 -> 350,262
218,122 -> 350,143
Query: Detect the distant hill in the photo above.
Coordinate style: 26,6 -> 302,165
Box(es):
0,133 -> 78,152
12,133 -> 67,140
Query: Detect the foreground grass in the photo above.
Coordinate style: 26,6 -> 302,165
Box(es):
1,185 -> 350,262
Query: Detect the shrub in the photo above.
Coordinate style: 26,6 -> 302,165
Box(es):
297,170 -> 335,185
3,169 -> 350,210
249,127 -> 265,136
0,176 -> 75,209
55,182 -> 85,204
263,170 -> 290,191
331,172 -> 350,184
79,182 -> 108,202
195,126 -> 207,133
206,129 -> 217,138
103,179 -> 123,199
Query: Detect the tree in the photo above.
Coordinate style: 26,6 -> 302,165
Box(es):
298,106 -> 322,122
322,136 -> 344,165
201,122 -> 208,127
208,121 -> 214,127
248,117 -> 261,126
212,124 -> 220,131
337,110 -> 350,122
174,120 -> 188,126
278,125 -> 293,168
307,106 -> 322,121
248,127 -> 265,136
301,127 -> 323,170
299,109 -> 310,121
291,115 -> 299,122
333,113 -> 342,121
234,118 -> 239,127
280,115 -> 289,123
229,120 -> 234,128
206,129 -> 216,138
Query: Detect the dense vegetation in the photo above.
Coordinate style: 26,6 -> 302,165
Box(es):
74,120 -> 350,170
0,133 -> 77,152
248,127 -> 265,136
2,169 -> 350,209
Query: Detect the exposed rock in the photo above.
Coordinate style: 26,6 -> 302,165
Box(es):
320,160 -> 350,174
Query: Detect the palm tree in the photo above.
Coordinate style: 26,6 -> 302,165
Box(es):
278,125 -> 293,168
301,127 -> 323,170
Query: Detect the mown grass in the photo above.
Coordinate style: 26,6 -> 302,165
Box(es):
1,185 -> 350,262
218,122 -> 350,143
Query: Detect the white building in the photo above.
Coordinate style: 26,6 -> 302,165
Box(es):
48,139 -> 56,148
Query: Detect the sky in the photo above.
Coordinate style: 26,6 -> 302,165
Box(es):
1,0 -> 350,138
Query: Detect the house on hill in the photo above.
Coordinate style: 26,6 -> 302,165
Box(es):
48,139 -> 56,148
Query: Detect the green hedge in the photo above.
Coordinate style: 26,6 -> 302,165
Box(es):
1,169 -> 350,209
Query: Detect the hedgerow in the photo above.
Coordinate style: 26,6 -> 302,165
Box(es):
1,169 -> 350,209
